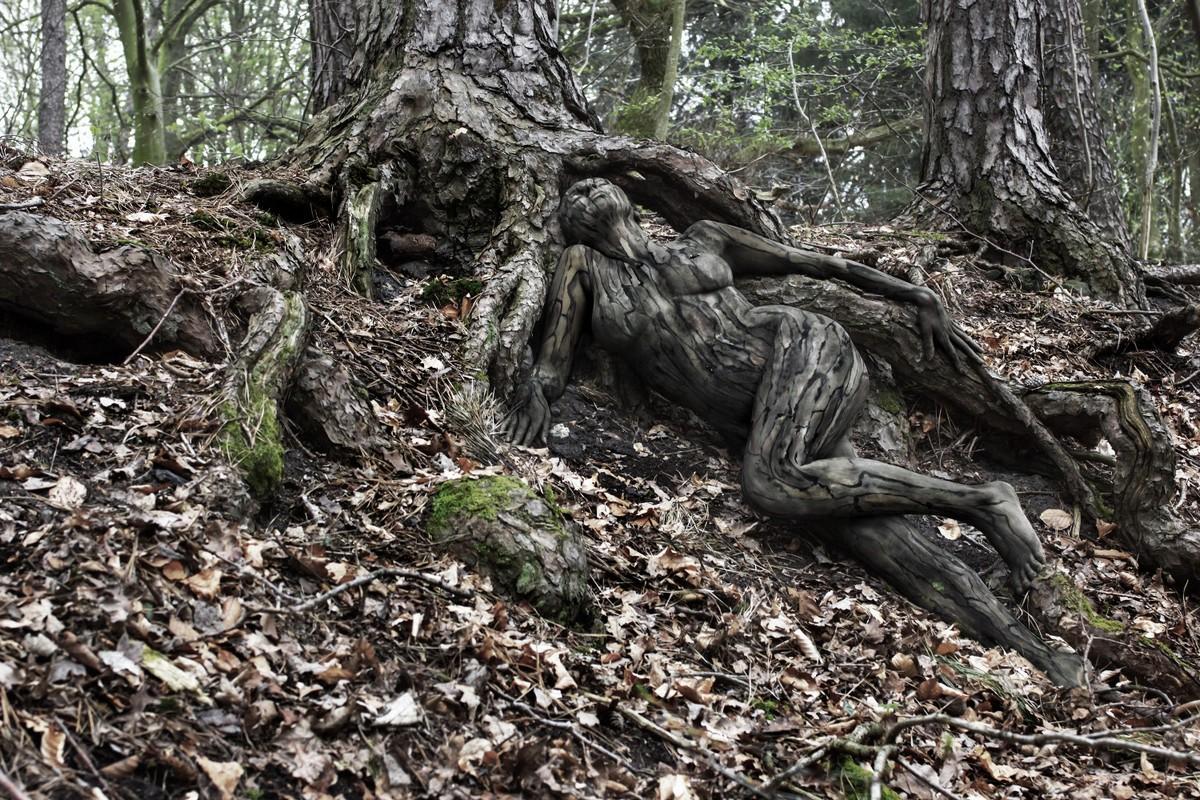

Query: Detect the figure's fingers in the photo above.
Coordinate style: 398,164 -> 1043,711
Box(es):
920,315 -> 935,360
952,330 -> 984,365
512,415 -> 531,446
941,329 -> 961,370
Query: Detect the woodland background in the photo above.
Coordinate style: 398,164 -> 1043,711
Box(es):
3,0 -> 1198,261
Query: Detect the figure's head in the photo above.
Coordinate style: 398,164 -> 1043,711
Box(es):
559,179 -> 649,262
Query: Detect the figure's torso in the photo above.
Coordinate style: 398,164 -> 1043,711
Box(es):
583,238 -> 774,439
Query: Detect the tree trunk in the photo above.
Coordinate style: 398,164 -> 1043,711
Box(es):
294,0 -> 782,395
113,0 -> 167,165
1041,0 -> 1130,251
37,0 -> 67,157
908,0 -> 1142,305
610,0 -> 686,138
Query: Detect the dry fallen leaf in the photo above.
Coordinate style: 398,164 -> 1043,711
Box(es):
936,518 -> 961,540
48,476 -> 87,510
374,691 -> 423,726
40,724 -> 66,769
197,756 -> 243,800
184,567 -> 222,599
1039,508 -> 1074,531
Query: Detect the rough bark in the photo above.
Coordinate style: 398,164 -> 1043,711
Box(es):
1144,263 -> 1200,286
0,211 -> 217,358
1041,0 -> 1130,251
292,0 -> 782,396
909,0 -> 1142,305
1024,383 -> 1200,583
427,476 -> 590,623
830,516 -> 1085,687
37,0 -> 67,157
286,348 -> 387,459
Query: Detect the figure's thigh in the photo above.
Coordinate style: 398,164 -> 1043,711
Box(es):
744,306 -> 867,465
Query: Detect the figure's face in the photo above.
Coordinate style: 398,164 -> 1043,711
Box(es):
560,179 -> 647,261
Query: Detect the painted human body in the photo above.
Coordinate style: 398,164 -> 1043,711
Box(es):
505,179 -> 1082,685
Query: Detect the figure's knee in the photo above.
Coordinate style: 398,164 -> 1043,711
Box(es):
741,452 -> 821,518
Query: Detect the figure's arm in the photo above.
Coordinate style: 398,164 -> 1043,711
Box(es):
686,220 -> 982,366
503,246 -> 592,445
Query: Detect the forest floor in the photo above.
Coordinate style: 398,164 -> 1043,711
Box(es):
1,149 -> 1199,799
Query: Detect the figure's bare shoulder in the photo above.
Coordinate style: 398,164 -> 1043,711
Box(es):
680,220 -> 727,253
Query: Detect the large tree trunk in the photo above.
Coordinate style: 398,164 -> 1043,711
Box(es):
295,0 -> 782,395
1041,0 -> 1130,252
38,0 -> 67,157
908,0 -> 1143,305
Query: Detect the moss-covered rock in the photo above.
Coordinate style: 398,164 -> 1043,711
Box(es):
832,756 -> 901,800
428,476 -> 590,623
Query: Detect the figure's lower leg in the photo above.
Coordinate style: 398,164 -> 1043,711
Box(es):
743,453 -> 1046,592
827,515 -> 1083,687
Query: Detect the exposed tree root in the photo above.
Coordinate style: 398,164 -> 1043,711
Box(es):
216,241 -> 311,499
286,347 -> 387,459
242,178 -> 330,223
1095,303 -> 1200,354
339,180 -> 382,297
1144,263 -> 1200,286
1028,571 -> 1200,695
0,211 -> 217,359
1024,382 -> 1200,583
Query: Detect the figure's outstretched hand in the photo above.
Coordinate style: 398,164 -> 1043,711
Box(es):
914,288 -> 984,370
502,381 -> 551,446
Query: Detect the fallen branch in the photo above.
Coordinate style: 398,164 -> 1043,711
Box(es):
0,767 -> 31,800
884,713 -> 1200,767
289,567 -> 473,612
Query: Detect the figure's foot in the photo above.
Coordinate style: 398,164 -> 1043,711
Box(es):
978,482 -> 1046,595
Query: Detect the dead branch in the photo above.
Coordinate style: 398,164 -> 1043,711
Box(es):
288,567 -> 473,612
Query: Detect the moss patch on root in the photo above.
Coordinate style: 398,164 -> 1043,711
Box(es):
1050,573 -> 1125,634
428,475 -> 528,531
218,395 -> 284,499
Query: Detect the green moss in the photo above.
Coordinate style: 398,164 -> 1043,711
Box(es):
427,475 -> 527,535
216,292 -> 304,498
751,698 -> 780,719
516,561 -> 543,594
874,388 -> 905,415
218,395 -> 283,498
1050,574 -> 1125,634
931,580 -> 945,593
421,277 -> 484,307
833,756 -> 900,800
189,171 -> 232,197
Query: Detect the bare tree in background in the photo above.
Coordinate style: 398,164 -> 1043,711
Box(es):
37,0 -> 67,155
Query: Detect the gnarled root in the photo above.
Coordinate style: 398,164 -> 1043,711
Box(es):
216,239 -> 311,499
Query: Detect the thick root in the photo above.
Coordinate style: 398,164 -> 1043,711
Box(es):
1024,382 -> 1200,582
218,287 -> 309,499
286,347 -> 388,460
0,211 -> 217,359
340,181 -> 382,298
